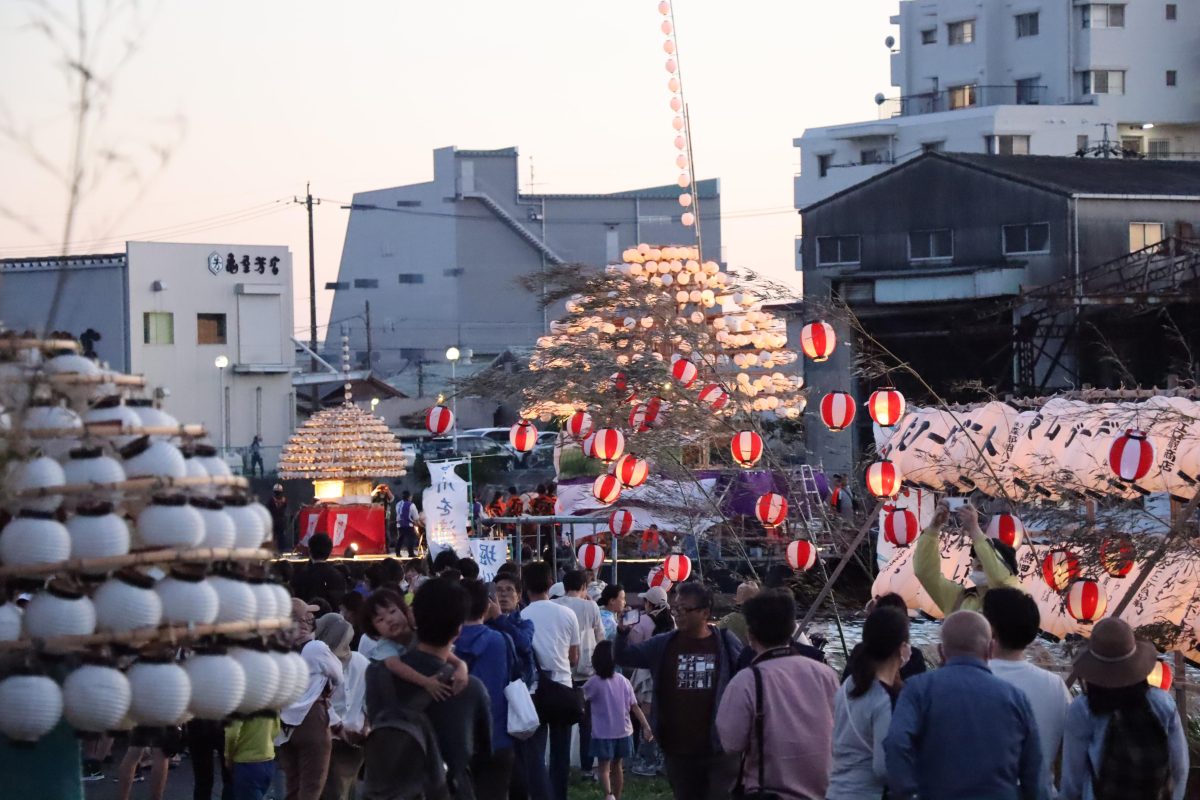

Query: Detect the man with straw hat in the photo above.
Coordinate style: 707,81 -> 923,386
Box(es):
1060,617 -> 1188,800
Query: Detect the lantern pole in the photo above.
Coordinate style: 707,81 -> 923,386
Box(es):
810,521 -> 850,658
799,500 -> 885,634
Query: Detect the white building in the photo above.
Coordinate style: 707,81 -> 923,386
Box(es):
794,0 -> 1200,233
0,241 -> 296,470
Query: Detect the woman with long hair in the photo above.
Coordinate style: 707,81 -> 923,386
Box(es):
827,607 -> 911,799
1060,617 -> 1187,800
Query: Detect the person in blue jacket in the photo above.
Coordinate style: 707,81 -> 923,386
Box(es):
487,567 -> 539,798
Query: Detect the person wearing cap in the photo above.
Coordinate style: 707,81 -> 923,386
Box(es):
1059,617 -> 1187,800
915,502 -> 1024,615
717,580 -> 760,645
269,483 -> 291,552
884,610 -> 1043,800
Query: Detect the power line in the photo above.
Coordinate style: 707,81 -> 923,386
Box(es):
322,197 -> 797,224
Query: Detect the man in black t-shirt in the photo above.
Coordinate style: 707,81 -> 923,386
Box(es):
290,533 -> 347,608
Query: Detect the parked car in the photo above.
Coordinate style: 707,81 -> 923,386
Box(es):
461,427 -> 519,454
423,435 -> 518,471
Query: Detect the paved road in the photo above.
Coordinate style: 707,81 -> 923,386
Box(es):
83,754 -> 285,800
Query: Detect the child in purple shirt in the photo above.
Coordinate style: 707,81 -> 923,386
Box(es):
583,641 -> 652,800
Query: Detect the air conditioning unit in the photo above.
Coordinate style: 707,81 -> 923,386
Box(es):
528,210 -> 544,222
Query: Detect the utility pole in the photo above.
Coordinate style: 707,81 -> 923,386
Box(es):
293,184 -> 321,412
364,299 -> 372,370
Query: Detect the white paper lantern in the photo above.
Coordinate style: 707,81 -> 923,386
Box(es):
24,402 -> 84,458
67,502 -> 130,560
0,601 -> 20,642
0,511 -> 71,567
192,499 -> 236,549
5,456 -> 66,513
229,646 -> 280,714
127,658 -> 191,727
194,444 -> 231,480
247,501 -> 273,545
126,399 -> 179,437
184,650 -> 246,720
156,567 -> 219,625
63,664 -> 132,733
24,582 -> 96,639
266,649 -> 297,710
269,583 -> 292,624
249,579 -> 280,623
44,352 -> 100,378
94,570 -> 162,632
120,437 -> 186,480
136,495 -> 205,549
83,398 -> 142,449
61,446 -> 126,494
0,674 -> 63,742
181,451 -> 208,480
222,496 -> 266,549
281,651 -> 311,708
208,574 -> 257,624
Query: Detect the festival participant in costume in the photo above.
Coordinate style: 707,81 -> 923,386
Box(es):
984,588 -> 1071,799
616,583 -> 743,800
270,483 -> 291,552
1059,617 -> 1187,800
828,607 -> 910,800
829,473 -> 854,521
717,589 -> 839,800
884,611 -> 1042,800
394,490 -> 420,557
914,502 -> 1022,614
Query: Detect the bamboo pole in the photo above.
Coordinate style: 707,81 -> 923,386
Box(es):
17,473 -> 247,499
0,617 -> 290,654
0,546 -> 274,578
799,500 -> 885,633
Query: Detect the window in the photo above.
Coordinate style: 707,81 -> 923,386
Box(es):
860,148 -> 886,165
948,19 -> 975,45
1015,78 -> 1042,104
1166,4 -> 1177,20
197,313 -> 227,345
1082,4 -> 1125,28
143,312 -> 174,345
1081,70 -> 1125,95
817,153 -> 832,178
1003,223 -> 1051,254
921,28 -> 937,44
949,84 -> 977,109
1130,222 -> 1165,252
397,273 -> 425,284
921,141 -> 945,153
1016,12 -> 1040,37
353,278 -> 379,289
1121,137 -> 1143,154
1149,139 -> 1171,159
1077,134 -> 1090,152
908,229 -> 953,261
1167,70 -> 1178,87
816,236 -> 861,266
985,134 -> 1031,155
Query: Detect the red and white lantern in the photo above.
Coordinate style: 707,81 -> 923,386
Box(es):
986,513 -> 1025,549
647,565 -> 672,590
698,383 -> 729,412
867,388 -> 906,428
755,493 -> 788,528
614,454 -> 649,488
786,540 -> 818,571
800,321 -> 836,362
610,372 -> 636,403
1148,660 -> 1173,691
1041,549 -> 1081,592
1065,579 -> 1107,623
592,474 -> 622,505
577,544 -> 605,571
567,410 -> 593,440
629,398 -> 664,433
664,554 -> 692,582
591,428 -> 626,463
608,509 -> 635,537
509,421 -> 538,453
1100,536 -> 1135,578
1109,429 -> 1156,483
425,405 -> 454,435
671,357 -> 698,388
883,508 -> 919,547
730,431 -> 764,468
820,392 -> 857,432
865,460 -> 903,498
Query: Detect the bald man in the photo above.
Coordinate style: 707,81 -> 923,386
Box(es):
883,612 -> 1044,800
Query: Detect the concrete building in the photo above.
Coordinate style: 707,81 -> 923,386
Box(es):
794,0 -> 1200,219
325,146 -> 721,395
0,241 -> 295,469
790,152 -> 1200,476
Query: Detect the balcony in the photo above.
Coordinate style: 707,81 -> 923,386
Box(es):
878,84 -> 1047,119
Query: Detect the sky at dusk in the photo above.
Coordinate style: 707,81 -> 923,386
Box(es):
0,0 -> 898,342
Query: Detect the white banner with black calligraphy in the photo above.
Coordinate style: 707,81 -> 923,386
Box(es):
422,460 -> 470,559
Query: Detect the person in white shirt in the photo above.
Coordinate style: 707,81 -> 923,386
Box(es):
556,569 -> 607,779
983,587 -> 1072,799
314,613 -> 369,800
279,599 -> 344,800
521,562 -> 580,800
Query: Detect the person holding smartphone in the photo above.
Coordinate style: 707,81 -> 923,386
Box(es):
914,501 -> 1023,615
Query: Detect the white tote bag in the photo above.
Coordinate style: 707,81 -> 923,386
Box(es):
505,678 -> 540,740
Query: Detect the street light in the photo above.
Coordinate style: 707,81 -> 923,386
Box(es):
446,346 -> 460,451
214,355 -> 230,456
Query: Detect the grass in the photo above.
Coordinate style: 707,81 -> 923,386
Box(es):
566,771 -> 673,800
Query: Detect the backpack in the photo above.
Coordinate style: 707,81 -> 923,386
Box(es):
1092,703 -> 1172,800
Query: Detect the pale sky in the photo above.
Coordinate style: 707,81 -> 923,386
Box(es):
0,0 -> 898,339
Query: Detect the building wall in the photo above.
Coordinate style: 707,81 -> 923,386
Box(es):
1076,198 -> 1200,269
0,256 -> 129,369
126,242 -> 295,468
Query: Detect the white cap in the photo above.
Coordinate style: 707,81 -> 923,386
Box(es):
548,582 -> 566,599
